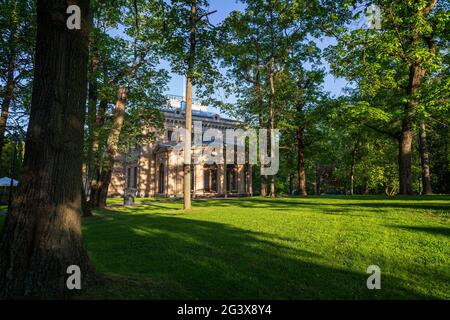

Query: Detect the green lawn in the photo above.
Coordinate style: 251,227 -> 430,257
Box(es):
0,196 -> 449,299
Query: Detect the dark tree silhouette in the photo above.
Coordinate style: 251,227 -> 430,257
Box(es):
0,0 -> 95,299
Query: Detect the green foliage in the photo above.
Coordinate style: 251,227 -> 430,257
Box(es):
323,0 -> 449,194
0,0 -> 35,135
159,0 -> 222,99
0,139 -> 22,179
326,0 -> 449,123
86,0 -> 170,161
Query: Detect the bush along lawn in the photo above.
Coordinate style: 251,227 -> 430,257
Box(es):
69,196 -> 450,300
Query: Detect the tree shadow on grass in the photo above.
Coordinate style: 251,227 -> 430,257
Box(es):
80,208 -> 440,300
193,197 -> 450,214
392,225 -> 450,238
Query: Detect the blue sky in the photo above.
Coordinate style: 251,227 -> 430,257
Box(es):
162,0 -> 349,113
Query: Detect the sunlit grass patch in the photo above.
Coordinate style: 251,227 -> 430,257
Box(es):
77,196 -> 450,299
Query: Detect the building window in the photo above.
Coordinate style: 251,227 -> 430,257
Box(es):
204,168 -> 210,191
204,164 -> 218,193
244,164 -> 250,193
191,164 -> 195,193
158,163 -> 165,194
168,130 -> 173,141
226,165 -> 238,193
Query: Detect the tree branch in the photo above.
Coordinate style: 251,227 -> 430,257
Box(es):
425,36 -> 437,54
364,123 -> 399,139
421,0 -> 438,16
196,10 -> 217,22
242,69 -> 258,85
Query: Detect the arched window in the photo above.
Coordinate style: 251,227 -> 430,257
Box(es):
204,164 -> 218,193
158,163 -> 165,194
226,165 -> 238,193
244,164 -> 249,193
191,164 -> 195,193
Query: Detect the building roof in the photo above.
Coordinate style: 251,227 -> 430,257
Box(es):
163,94 -> 240,124
162,107 -> 240,124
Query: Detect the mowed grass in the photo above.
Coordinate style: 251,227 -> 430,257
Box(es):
80,196 -> 449,300
0,196 -> 449,299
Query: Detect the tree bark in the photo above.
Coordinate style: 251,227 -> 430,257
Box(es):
89,97 -> 108,204
397,3 -> 437,195
398,120 -> 415,195
259,114 -> 267,196
419,121 -> 433,195
81,187 -> 92,217
92,169 -> 112,209
0,0 -> 95,299
267,57 -> 276,198
384,178 -> 389,196
0,5 -> 18,160
253,67 -> 267,198
296,127 -> 307,196
260,174 -> 267,196
399,63 -> 425,195
183,0 -> 197,210
86,46 -> 100,192
90,87 -> 127,209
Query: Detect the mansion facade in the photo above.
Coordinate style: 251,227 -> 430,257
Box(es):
108,95 -> 253,198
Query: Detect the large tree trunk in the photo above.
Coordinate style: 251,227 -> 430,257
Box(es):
88,97 -> 108,206
85,47 -> 100,192
270,175 -> 276,197
260,175 -> 267,196
397,11 -> 438,196
92,169 -> 112,210
296,127 -> 307,196
183,0 -> 197,210
418,121 -> 433,195
0,0 -> 95,299
83,46 -> 100,216
254,70 -> 267,198
295,77 -> 307,196
0,7 -> 17,160
258,114 -> 267,196
398,122 -> 415,195
0,71 -> 14,159
90,87 -> 127,209
81,187 -> 92,218
398,63 -> 426,195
